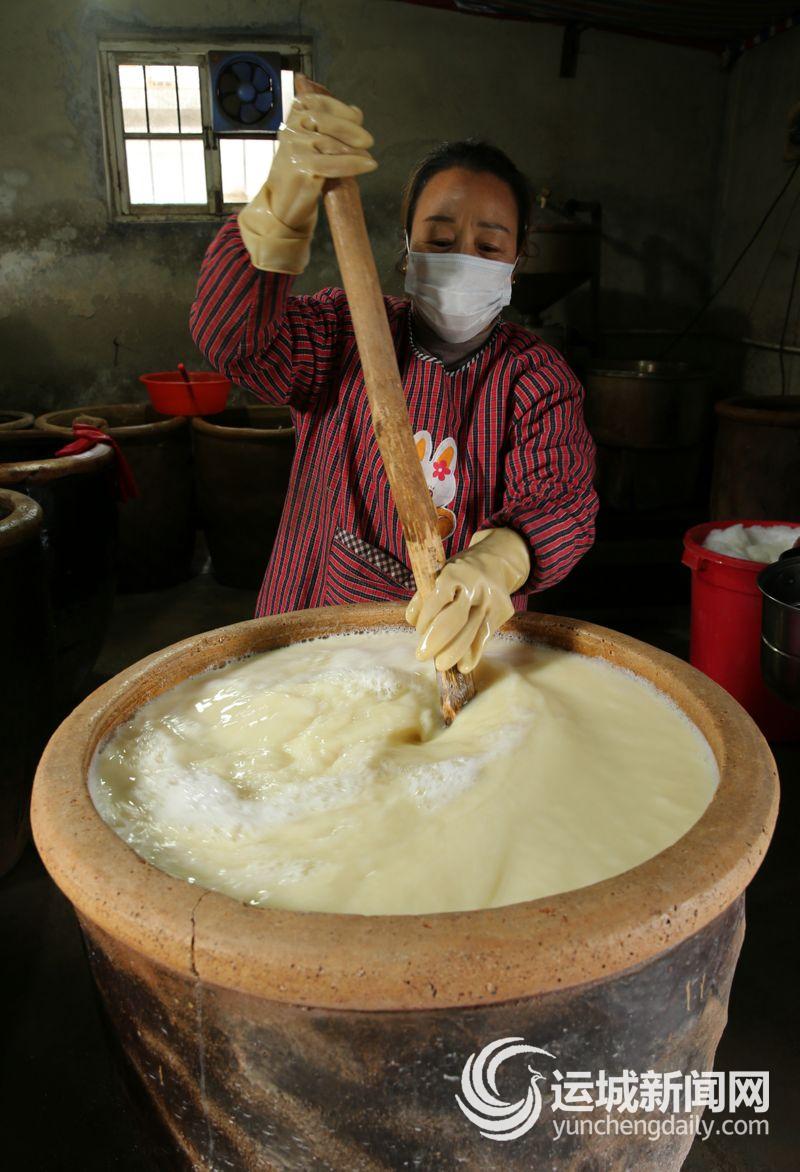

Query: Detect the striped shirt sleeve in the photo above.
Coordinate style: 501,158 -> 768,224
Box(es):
489,347 -> 598,593
189,216 -> 343,411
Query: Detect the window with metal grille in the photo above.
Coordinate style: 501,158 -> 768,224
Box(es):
98,41 -> 311,220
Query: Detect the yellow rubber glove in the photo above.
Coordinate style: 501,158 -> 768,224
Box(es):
406,528 -> 530,673
238,82 -> 377,274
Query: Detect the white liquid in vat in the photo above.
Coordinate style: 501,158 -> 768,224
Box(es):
89,630 -> 719,915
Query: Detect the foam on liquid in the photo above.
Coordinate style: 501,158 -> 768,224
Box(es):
704,523 -> 799,564
89,630 -> 719,915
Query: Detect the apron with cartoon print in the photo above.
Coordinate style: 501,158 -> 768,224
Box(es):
324,427 -> 459,604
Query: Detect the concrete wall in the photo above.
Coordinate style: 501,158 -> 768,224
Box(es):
707,28 -> 800,397
1,0 -> 726,412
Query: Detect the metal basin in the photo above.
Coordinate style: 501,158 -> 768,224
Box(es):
512,224 -> 600,316
586,360 -> 709,449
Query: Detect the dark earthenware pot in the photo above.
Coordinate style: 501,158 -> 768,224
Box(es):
712,396 -> 800,520
594,442 -> 703,511
32,606 -> 778,1171
192,406 -> 294,589
36,403 -> 195,592
0,431 -> 116,714
0,489 -> 55,874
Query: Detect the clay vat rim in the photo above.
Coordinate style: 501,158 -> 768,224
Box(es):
0,411 -> 35,430
191,410 -> 294,441
31,603 -> 779,1012
715,395 -> 800,426
0,488 -> 42,547
35,404 -> 188,441
0,441 -> 115,484
595,439 -> 702,454
587,361 -> 705,383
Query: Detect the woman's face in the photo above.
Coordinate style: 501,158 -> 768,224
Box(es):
408,167 -> 519,264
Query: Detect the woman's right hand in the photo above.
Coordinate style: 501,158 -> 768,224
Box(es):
238,79 -> 377,275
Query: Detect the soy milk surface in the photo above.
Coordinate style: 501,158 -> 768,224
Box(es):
90,630 -> 718,915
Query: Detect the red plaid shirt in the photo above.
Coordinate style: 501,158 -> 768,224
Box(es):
190,218 -> 597,617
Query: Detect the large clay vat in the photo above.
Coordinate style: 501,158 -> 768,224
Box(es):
0,411 -> 34,430
36,403 -> 195,592
0,432 -> 116,714
711,395 -> 800,520
192,406 -> 294,588
32,605 -> 778,1172
0,489 -> 54,874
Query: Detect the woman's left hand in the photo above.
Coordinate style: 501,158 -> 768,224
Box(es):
406,528 -> 530,673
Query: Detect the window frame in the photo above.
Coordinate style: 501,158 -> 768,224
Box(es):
98,39 -> 312,223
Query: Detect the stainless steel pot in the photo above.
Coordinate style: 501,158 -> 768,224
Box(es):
759,552 -> 800,707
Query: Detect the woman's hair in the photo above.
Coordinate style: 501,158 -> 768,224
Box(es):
400,139 -> 532,254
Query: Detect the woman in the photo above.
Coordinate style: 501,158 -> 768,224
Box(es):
190,82 -> 597,674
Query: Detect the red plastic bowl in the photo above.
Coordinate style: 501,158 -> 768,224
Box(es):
139,371 -> 231,417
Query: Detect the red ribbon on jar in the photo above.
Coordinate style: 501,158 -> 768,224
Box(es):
55,422 -> 140,503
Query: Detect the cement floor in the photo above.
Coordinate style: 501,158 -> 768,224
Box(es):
1,572 -> 797,1170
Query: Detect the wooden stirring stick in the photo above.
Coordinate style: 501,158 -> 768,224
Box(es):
176,363 -> 200,413
295,75 -> 475,723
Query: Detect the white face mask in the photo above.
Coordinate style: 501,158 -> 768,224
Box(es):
404,245 -> 515,344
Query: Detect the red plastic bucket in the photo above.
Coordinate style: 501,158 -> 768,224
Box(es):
139,372 -> 231,417
683,520 -> 800,741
